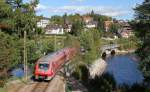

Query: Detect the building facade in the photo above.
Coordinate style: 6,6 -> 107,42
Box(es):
45,24 -> 64,35
37,17 -> 50,28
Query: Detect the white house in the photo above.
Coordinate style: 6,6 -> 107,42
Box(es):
37,17 -> 49,28
45,24 -> 64,35
85,21 -> 97,28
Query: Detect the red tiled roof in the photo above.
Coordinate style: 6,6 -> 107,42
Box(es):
0,23 -> 11,29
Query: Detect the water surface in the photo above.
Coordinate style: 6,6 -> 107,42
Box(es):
106,54 -> 144,86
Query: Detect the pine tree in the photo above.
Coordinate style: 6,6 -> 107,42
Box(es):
134,0 -> 150,83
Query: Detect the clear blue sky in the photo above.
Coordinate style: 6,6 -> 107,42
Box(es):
28,0 -> 143,20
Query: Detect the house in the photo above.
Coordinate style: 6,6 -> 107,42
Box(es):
37,17 -> 50,28
82,16 -> 93,23
118,22 -> 134,38
85,21 -> 97,28
104,20 -> 113,32
0,23 -> 11,30
82,16 -> 97,29
45,24 -> 64,35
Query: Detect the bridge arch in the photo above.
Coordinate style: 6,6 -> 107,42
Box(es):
101,44 -> 119,59
101,49 -> 117,59
110,49 -> 116,56
102,52 -> 107,59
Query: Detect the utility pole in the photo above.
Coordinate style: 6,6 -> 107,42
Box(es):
54,34 -> 56,51
24,31 -> 27,81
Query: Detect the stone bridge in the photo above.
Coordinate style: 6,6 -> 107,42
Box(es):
100,44 -> 120,58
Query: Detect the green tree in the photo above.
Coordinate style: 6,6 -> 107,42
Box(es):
50,15 -> 64,25
133,0 -> 150,83
6,0 -> 23,9
0,0 -> 14,33
64,34 -> 82,72
67,13 -> 82,24
3,0 -> 40,38
70,20 -> 84,36
0,32 -> 20,77
79,29 -> 101,64
0,0 -> 42,79
109,23 -> 120,34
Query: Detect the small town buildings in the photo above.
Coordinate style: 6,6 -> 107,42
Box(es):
37,17 -> 50,28
45,24 -> 64,35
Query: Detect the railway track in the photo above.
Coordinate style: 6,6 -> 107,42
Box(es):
11,74 -> 66,92
31,74 -> 63,92
31,82 -> 49,92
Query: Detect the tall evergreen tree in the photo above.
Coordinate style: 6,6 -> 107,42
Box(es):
133,0 -> 150,83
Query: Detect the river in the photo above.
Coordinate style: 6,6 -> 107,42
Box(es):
105,54 -> 144,86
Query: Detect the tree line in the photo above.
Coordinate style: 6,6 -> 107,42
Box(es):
0,0 -> 46,86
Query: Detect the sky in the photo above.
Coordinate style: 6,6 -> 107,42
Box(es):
27,0 -> 143,20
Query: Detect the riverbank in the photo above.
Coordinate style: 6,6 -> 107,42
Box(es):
89,58 -> 107,78
116,49 -> 135,55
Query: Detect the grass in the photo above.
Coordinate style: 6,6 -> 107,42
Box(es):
0,87 -> 6,92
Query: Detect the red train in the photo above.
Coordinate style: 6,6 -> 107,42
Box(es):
34,47 -> 76,80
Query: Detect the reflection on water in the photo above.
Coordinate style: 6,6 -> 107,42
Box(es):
105,54 -> 144,86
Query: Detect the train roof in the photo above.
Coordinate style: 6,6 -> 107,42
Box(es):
38,48 -> 66,63
38,52 -> 57,63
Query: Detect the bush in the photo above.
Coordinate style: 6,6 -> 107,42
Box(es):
0,76 -> 7,87
72,65 -> 89,81
85,73 -> 116,92
117,83 -> 149,92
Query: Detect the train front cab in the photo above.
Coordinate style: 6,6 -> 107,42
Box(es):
35,62 -> 54,81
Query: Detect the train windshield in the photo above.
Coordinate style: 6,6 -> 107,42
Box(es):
39,63 -> 49,70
